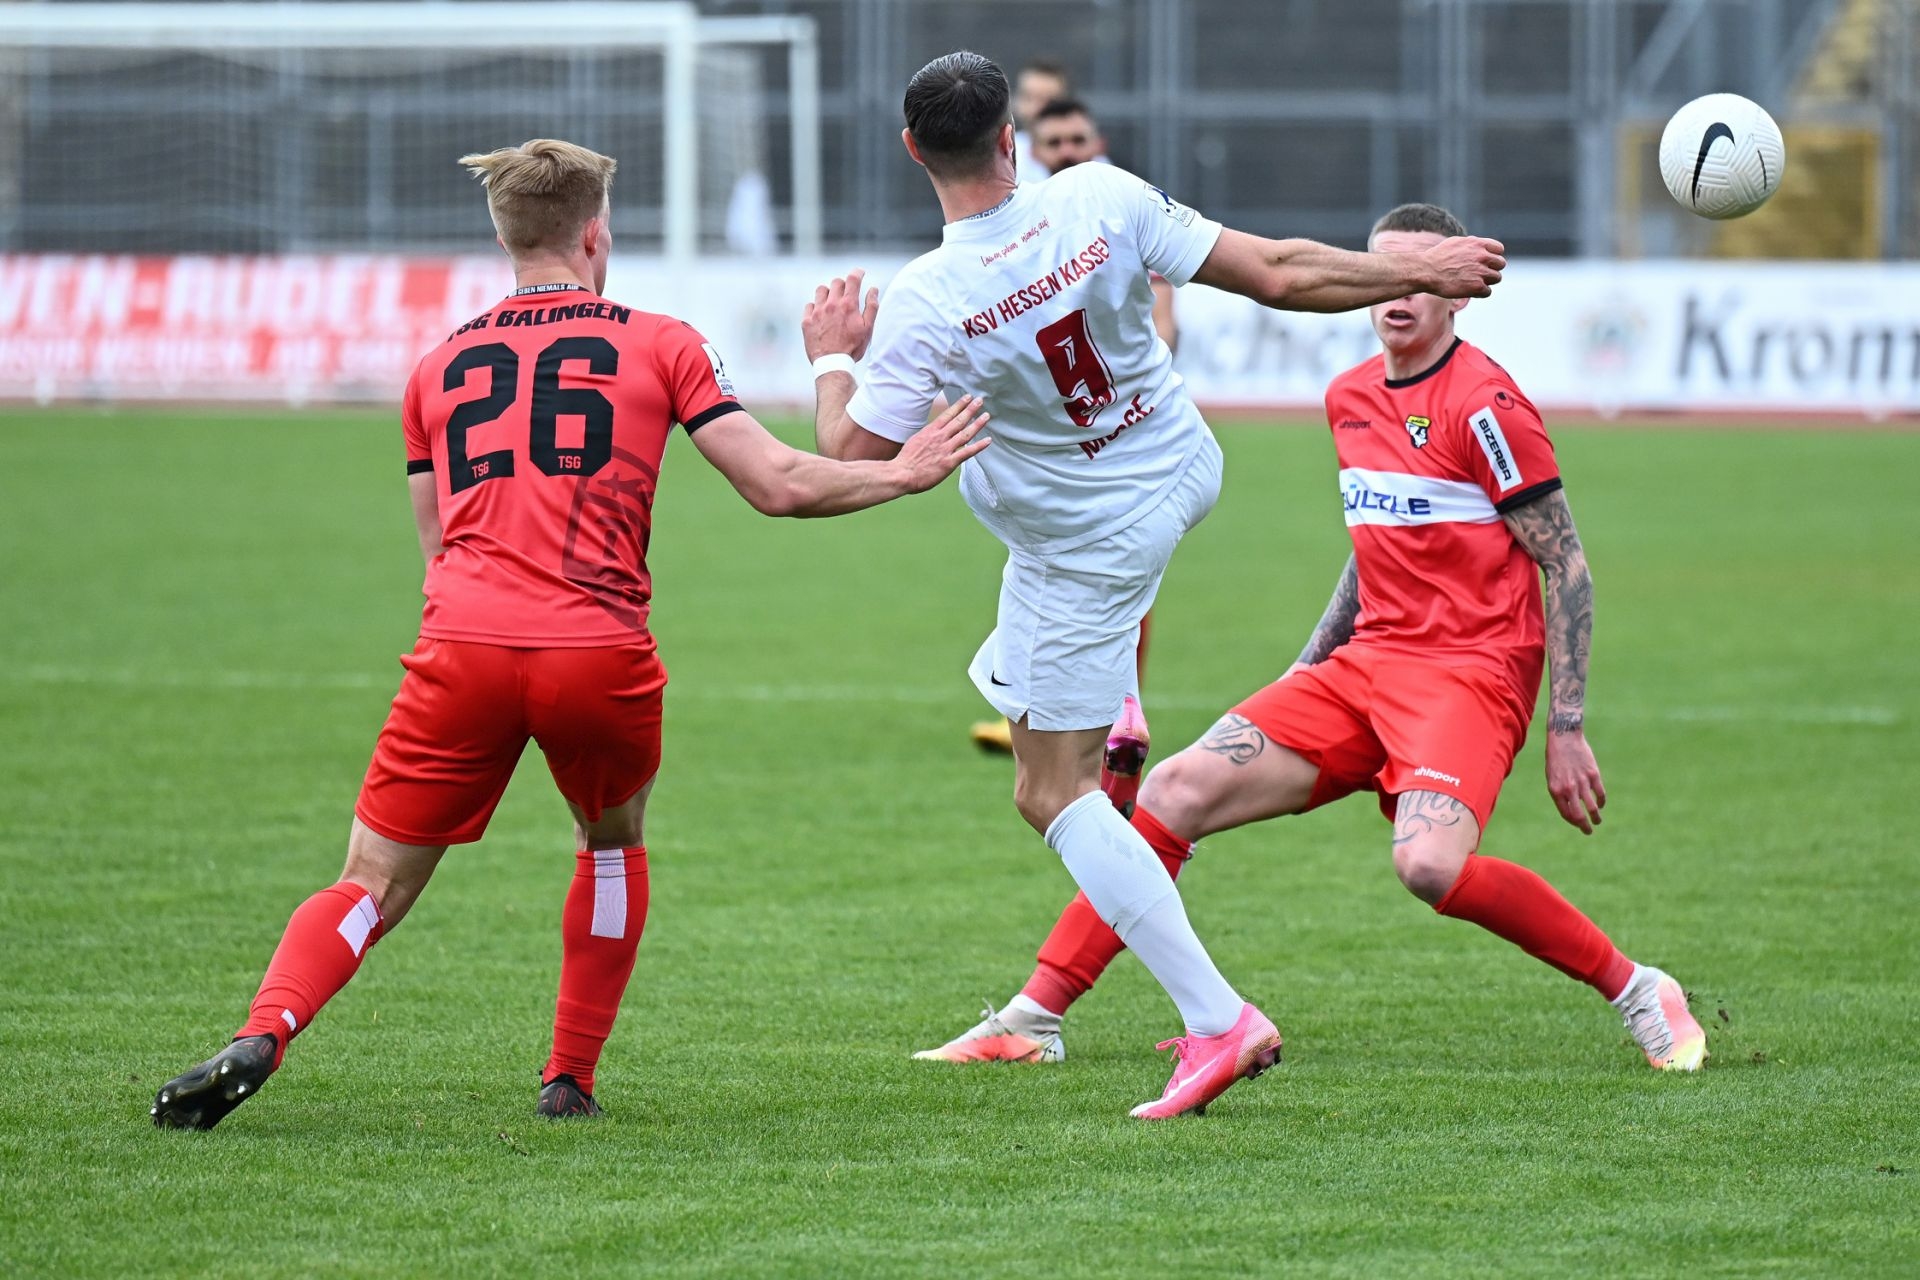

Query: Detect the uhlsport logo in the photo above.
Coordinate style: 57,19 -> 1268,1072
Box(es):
1403,414 -> 1431,448
1414,765 -> 1461,786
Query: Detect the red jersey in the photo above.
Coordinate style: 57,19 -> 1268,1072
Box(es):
402,284 -> 740,648
1321,337 -> 1562,702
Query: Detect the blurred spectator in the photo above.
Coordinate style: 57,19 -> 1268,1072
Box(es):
1012,56 -> 1071,183
1030,97 -> 1109,174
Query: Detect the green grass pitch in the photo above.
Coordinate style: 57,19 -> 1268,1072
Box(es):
1,408 -> 1916,1277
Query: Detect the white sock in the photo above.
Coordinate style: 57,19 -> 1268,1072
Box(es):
1044,790 -> 1243,1036
1004,993 -> 1061,1026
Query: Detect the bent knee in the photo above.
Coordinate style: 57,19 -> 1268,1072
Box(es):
1136,750 -> 1222,833
1392,840 -> 1468,905
1013,778 -> 1075,834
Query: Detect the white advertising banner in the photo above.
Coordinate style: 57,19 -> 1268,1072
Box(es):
618,257 -> 1920,420
2,253 -> 1915,418
1171,261 -> 1920,418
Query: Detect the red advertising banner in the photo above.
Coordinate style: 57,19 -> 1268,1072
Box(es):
0,255 -> 512,402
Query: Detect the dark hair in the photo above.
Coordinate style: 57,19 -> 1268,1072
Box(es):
1018,57 -> 1072,89
1033,97 -> 1096,126
1370,202 -> 1467,240
903,52 -> 1012,177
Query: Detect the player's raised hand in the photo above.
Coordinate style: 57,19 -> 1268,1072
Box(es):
895,394 -> 990,493
802,268 -> 882,361
1544,727 -> 1606,835
1422,236 -> 1506,299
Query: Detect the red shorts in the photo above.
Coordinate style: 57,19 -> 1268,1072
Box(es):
1230,646 -> 1532,833
355,638 -> 667,846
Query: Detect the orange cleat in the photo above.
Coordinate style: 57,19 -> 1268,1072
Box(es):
912,1003 -> 1064,1064
970,718 -> 1014,755
1100,695 -> 1150,818
1613,965 -> 1708,1071
1129,1002 -> 1281,1120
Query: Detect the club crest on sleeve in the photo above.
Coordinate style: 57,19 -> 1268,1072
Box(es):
1403,414 -> 1431,448
701,343 -> 736,398
1143,182 -> 1198,227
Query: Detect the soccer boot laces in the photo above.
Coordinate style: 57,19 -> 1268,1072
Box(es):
1613,965 -> 1708,1071
1129,1003 -> 1281,1120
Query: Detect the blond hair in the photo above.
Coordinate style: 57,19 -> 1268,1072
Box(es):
458,139 -> 617,254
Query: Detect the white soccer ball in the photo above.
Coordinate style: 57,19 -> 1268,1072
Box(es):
1659,93 -> 1786,220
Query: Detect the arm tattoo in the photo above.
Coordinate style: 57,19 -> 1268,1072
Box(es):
1392,790 -> 1470,846
1199,714 -> 1268,767
1502,489 -> 1592,735
1296,553 -> 1361,666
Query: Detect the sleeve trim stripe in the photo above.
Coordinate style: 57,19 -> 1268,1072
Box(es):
680,400 -> 742,433
1494,476 -> 1563,513
406,459 -> 434,474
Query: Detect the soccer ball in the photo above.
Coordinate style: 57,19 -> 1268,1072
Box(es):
1659,93 -> 1786,220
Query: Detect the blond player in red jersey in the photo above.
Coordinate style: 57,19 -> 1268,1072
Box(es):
151,140 -> 987,1129
917,202 -> 1708,1074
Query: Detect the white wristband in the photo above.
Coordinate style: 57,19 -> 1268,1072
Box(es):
811,353 -> 858,379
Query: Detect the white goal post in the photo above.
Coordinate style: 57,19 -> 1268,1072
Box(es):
0,1 -> 823,259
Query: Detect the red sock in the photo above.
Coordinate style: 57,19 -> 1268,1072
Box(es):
545,847 -> 649,1094
1434,854 -> 1636,999
236,881 -> 386,1064
1020,807 -> 1190,1015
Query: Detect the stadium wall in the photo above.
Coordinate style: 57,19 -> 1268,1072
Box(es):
1,254 -> 1915,418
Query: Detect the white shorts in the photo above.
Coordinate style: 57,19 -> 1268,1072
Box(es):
968,436 -> 1223,732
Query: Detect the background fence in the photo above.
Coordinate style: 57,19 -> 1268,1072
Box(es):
0,0 -> 1915,412
1,0 -> 1915,257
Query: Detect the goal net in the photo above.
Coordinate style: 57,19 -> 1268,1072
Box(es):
0,2 -> 822,258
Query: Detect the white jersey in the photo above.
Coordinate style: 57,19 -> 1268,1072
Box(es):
848,163 -> 1224,556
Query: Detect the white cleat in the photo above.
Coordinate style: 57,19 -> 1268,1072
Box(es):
912,1003 -> 1064,1064
1613,964 -> 1709,1071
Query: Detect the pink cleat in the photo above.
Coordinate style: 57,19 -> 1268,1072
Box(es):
1129,1002 -> 1282,1120
1101,695 -> 1151,818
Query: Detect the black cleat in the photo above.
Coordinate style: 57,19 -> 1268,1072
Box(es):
537,1074 -> 603,1118
151,1034 -> 279,1130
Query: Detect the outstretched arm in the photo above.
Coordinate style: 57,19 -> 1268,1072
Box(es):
802,268 -> 904,462
1190,229 -> 1505,313
810,366 -> 899,463
689,398 -> 988,518
1295,553 -> 1361,668
1503,488 -> 1606,834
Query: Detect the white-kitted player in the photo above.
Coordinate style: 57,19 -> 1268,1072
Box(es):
802,51 -> 1505,1120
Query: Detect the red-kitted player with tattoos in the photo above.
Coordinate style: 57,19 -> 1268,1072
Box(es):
917,203 -> 1707,1074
